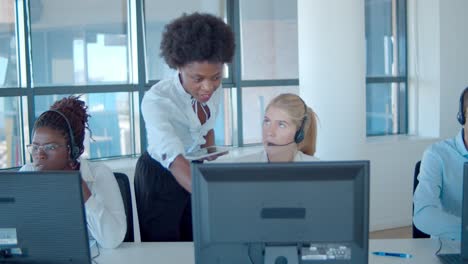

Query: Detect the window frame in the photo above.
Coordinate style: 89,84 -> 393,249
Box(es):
365,0 -> 408,136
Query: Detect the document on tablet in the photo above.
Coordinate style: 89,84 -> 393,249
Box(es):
185,146 -> 230,161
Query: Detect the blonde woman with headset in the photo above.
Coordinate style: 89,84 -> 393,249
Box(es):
230,93 -> 318,162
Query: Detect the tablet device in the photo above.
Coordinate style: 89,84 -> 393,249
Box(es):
185,146 -> 230,161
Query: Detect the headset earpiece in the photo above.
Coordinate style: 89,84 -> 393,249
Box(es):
294,99 -> 308,144
458,87 -> 468,125
69,145 -> 80,161
458,111 -> 465,125
294,117 -> 306,143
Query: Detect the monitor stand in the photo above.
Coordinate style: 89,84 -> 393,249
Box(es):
264,246 -> 298,264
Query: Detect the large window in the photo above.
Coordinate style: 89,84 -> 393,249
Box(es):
0,0 -> 298,169
25,0 -> 135,161
240,0 -> 298,80
0,0 -> 17,88
237,0 -> 299,145
365,0 -> 407,136
0,97 -> 21,169
0,1 -> 21,169
30,0 -> 130,86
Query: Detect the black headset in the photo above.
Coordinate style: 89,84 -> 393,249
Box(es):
294,99 -> 308,144
457,87 -> 468,125
36,110 -> 80,161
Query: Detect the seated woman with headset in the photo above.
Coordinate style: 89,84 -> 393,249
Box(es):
19,96 -> 126,249
227,93 -> 318,162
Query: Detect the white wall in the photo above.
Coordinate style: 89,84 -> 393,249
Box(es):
438,0 -> 468,138
298,0 -> 468,231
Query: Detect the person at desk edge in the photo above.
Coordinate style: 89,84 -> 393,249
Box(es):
134,12 -> 235,242
413,86 -> 468,240
20,96 -> 127,248
225,93 -> 319,163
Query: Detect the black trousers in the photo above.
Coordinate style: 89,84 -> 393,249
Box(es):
134,151 -> 193,242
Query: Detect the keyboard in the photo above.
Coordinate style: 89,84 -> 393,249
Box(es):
437,253 -> 462,264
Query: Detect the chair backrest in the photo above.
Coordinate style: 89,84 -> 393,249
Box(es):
114,172 -> 134,242
412,160 -> 430,238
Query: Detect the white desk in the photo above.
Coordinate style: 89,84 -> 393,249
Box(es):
96,239 -> 459,264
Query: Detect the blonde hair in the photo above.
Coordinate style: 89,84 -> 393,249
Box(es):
266,93 -> 318,155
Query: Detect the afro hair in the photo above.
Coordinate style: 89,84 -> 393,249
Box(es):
160,12 -> 235,69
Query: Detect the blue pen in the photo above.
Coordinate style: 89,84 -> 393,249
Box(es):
372,251 -> 412,258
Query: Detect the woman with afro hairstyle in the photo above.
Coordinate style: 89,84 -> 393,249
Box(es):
20,96 -> 127,249
135,12 -> 235,242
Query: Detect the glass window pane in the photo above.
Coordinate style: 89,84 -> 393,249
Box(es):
0,0 -> 18,88
213,88 -> 232,146
240,0 -> 298,80
30,1 -> 129,86
241,86 -> 299,144
366,82 -> 404,136
0,96 -> 22,168
365,0 -> 406,77
144,0 -> 226,81
34,93 -> 134,159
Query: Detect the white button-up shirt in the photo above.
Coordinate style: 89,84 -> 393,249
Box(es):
141,73 -> 222,169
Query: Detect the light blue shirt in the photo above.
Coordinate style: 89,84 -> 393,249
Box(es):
413,129 -> 468,240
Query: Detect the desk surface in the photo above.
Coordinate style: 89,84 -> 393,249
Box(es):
96,239 -> 459,264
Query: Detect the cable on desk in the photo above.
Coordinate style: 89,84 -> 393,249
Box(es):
247,244 -> 254,264
434,237 -> 443,256
92,243 -> 100,264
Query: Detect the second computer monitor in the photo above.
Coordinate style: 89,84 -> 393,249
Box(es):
192,161 -> 370,264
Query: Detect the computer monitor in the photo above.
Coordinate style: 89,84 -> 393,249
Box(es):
0,171 -> 91,263
462,162 -> 468,258
438,162 -> 468,264
191,161 -> 370,264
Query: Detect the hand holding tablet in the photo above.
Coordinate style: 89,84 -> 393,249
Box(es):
185,146 -> 230,161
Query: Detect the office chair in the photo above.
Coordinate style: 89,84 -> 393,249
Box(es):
114,172 -> 134,242
412,160 -> 430,238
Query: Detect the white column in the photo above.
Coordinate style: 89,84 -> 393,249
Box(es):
298,0 -> 366,160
